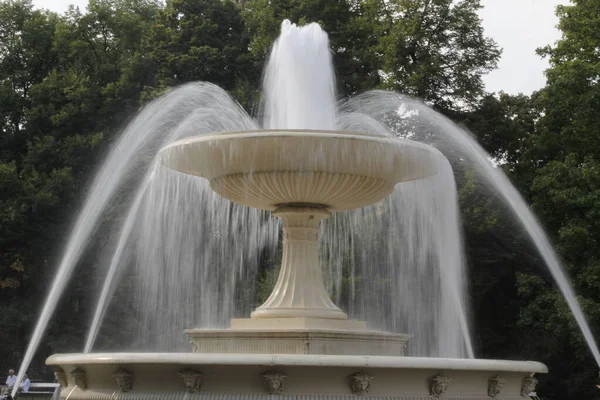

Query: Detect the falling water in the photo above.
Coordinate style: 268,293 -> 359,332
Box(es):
261,21 -> 472,357
14,83 -> 258,394
321,158 -> 473,357
127,167 -> 278,350
82,20 -> 473,356
339,90 -> 600,366
83,88 -> 263,352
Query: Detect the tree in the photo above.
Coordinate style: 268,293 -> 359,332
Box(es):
377,0 -> 500,111
0,0 -> 160,376
531,0 -> 600,164
0,0 -> 60,159
0,0 -> 65,371
146,0 -> 252,93
459,93 -> 538,167
241,0 -> 500,108
503,1 -> 600,397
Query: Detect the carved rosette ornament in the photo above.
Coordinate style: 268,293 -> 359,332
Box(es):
55,368 -> 68,388
262,370 -> 287,394
521,375 -> 538,397
428,374 -> 451,397
349,371 -> 374,395
488,375 -> 505,397
113,368 -> 133,392
179,368 -> 203,393
70,367 -> 87,390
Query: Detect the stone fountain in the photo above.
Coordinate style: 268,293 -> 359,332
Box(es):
47,128 -> 547,399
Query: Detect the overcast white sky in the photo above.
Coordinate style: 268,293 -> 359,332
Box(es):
31,0 -> 568,95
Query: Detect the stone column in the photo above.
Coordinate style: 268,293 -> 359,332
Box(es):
251,206 -> 347,320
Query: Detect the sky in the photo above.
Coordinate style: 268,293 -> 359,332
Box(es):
31,0 -> 568,95
479,0 -> 567,94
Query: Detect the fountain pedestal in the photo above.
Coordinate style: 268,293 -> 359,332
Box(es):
46,130 -> 547,400
162,130 -> 438,356
251,206 -> 346,320
187,204 -> 411,356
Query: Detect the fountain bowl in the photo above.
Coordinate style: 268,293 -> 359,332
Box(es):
159,130 -> 441,211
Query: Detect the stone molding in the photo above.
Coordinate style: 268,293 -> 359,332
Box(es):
186,327 -> 410,356
47,354 -> 546,399
46,353 -> 548,373
53,392 -> 531,400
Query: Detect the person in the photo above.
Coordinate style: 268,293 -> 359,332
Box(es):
19,375 -> 30,393
1,370 -> 17,396
5,370 -> 16,389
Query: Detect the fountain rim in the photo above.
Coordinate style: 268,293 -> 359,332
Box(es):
159,128 -> 445,158
46,353 -> 547,373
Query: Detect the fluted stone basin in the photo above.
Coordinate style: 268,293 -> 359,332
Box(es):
158,130 -> 441,211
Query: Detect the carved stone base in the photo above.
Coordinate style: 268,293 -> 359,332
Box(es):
186,328 -> 410,356
46,353 -> 547,400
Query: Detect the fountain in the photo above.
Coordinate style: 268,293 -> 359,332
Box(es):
161,128 -> 436,352
45,129 -> 547,398
42,21 -> 549,399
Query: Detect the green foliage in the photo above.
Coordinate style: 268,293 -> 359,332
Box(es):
484,1 -> 600,397
256,265 -> 279,305
378,0 -> 500,110
241,0 -> 499,107
446,3 -> 600,397
460,93 -> 539,169
0,0 -> 160,376
145,0 -> 252,93
533,0 -> 600,163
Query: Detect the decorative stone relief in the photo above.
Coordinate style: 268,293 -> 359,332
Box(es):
488,375 -> 505,397
521,375 -> 538,397
428,374 -> 451,397
55,368 -> 68,388
349,371 -> 374,395
113,368 -> 133,392
71,367 -> 87,390
262,370 -> 287,394
179,368 -> 203,392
